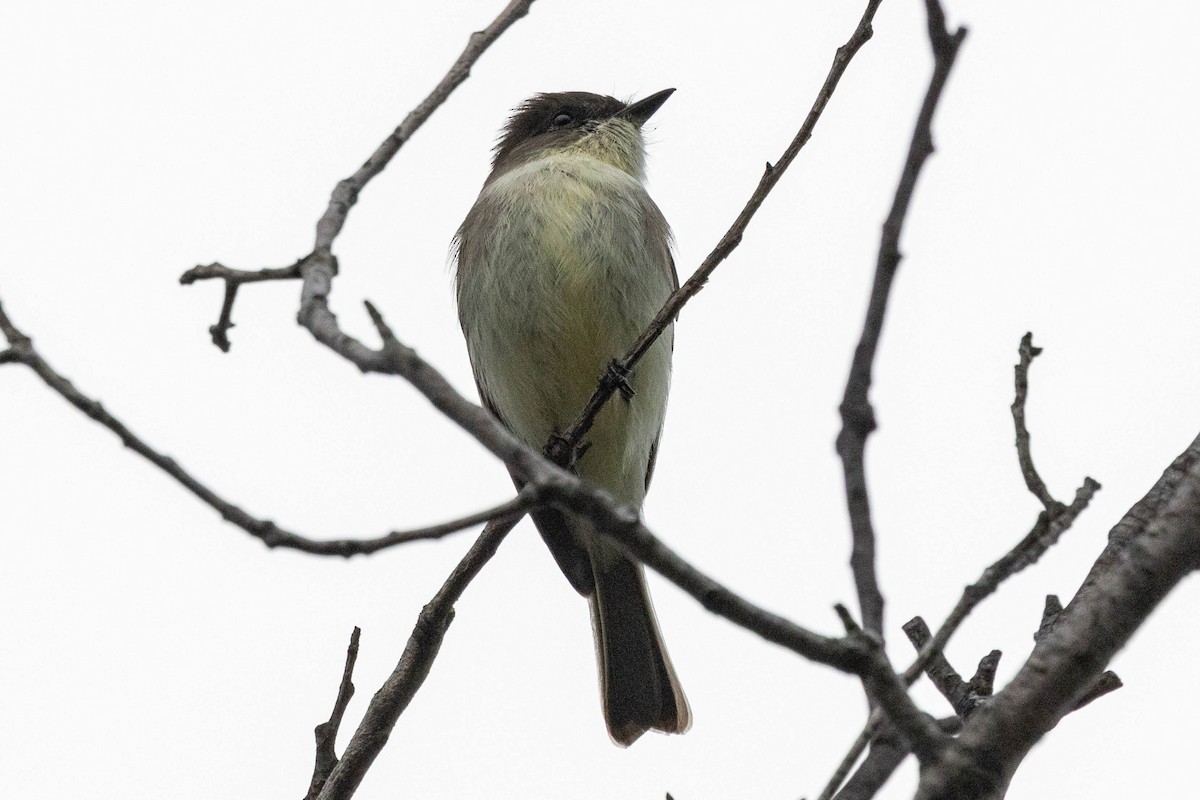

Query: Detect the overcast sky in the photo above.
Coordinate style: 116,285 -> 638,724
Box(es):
3,1 -> 1199,798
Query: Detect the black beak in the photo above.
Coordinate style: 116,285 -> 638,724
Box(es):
621,88 -> 676,126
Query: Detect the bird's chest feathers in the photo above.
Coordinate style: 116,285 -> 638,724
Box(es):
483,156 -> 651,345
457,149 -> 673,499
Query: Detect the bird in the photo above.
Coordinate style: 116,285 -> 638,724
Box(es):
453,89 -> 689,746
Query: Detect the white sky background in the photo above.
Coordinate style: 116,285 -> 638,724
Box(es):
2,1 -> 1199,798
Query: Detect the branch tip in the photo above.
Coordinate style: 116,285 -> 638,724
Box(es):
968,650 -> 1001,697
304,626 -> 363,800
1072,670 -> 1123,711
835,603 -> 862,634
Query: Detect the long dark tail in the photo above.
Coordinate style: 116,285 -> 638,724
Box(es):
588,544 -> 691,746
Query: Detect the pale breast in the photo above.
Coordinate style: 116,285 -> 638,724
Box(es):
455,152 -> 674,505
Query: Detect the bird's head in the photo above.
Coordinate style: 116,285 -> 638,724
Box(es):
490,88 -> 674,182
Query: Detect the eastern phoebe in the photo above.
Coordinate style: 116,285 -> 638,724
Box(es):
453,89 -> 689,746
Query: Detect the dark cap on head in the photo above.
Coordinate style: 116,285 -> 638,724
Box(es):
491,89 -> 675,175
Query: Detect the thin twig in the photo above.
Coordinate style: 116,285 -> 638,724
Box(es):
828,717 -> 962,800
903,479 -> 1099,684
311,0 -> 537,256
826,610 -> 947,765
305,627 -> 362,800
835,0 -> 966,639
314,514 -> 520,800
179,260 -> 306,351
902,617 -> 1001,720
0,299 -> 528,557
550,0 -> 886,466
182,0 -> 539,350
1012,332 -> 1058,508
902,617 -> 980,718
817,726 -> 873,800
816,1 -> 970,793
906,337 -> 1108,681
904,334 -> 1101,682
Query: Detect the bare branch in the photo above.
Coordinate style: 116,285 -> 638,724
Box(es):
295,297 -> 897,678
817,726 -> 874,800
311,0 -> 537,255
835,0 -> 966,638
903,334 -> 1101,682
830,725 -> 907,800
0,298 -> 526,556
831,479 -> 1096,791
179,260 -> 306,351
920,432 -> 1200,800
902,617 -> 982,719
305,627 -> 361,800
182,0 -> 539,349
1031,595 -> 1122,713
545,477 -> 870,672
1073,427 -> 1200,600
852,602 -> 1119,800
859,652 -> 949,765
550,0 -> 886,466
829,717 -> 962,800
903,615 -> 1004,722
1012,332 -> 1057,508
903,477 -> 1099,685
829,608 -> 949,766
1071,671 -> 1122,711
314,514 -> 519,800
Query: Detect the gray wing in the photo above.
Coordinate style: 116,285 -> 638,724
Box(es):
644,214 -> 679,493
471,363 -> 596,596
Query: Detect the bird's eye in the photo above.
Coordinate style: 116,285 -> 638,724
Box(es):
553,113 -> 573,126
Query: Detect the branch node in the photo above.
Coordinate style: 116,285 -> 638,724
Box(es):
1035,594 -> 1064,643
1072,670 -> 1123,711
967,649 -> 1001,697
835,603 -> 863,634
178,259 -> 305,350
